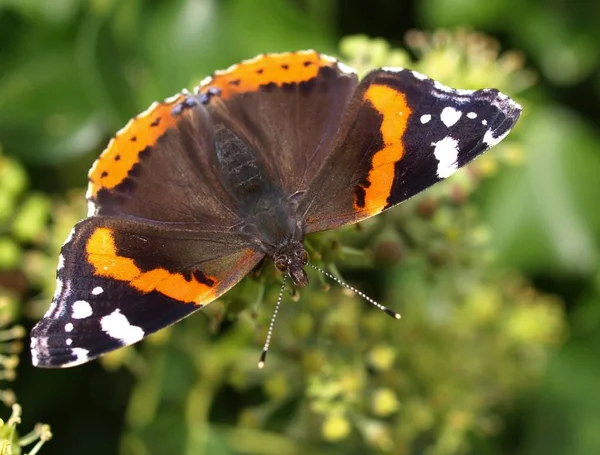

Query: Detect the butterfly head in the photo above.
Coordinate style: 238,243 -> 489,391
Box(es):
273,240 -> 309,287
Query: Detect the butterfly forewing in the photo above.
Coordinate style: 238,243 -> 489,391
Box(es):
300,68 -> 522,233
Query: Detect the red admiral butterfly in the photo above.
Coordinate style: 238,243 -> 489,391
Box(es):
31,51 -> 522,368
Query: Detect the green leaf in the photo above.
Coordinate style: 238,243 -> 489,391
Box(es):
523,327 -> 600,455
482,105 -> 600,274
0,48 -> 101,164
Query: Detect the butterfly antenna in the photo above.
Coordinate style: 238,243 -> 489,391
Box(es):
258,274 -> 287,368
307,263 -> 401,319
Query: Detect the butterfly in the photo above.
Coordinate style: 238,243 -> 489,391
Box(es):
30,51 -> 522,368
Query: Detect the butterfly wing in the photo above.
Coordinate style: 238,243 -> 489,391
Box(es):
87,91 -> 244,227
33,81 -> 267,367
31,216 -> 263,368
198,51 -> 359,197
299,68 -> 523,233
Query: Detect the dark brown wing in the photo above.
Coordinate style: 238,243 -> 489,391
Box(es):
299,68 -> 523,233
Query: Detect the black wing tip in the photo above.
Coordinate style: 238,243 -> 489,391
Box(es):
491,90 -> 523,120
370,67 -> 523,118
30,329 -> 122,369
31,337 -> 93,369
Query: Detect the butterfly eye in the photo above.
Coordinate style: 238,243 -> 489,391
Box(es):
300,251 -> 309,265
275,258 -> 287,272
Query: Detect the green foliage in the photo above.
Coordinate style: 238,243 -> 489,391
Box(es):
420,0 -> 600,86
0,404 -> 52,455
0,154 -> 52,454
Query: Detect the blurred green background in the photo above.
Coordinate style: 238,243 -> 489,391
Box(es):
1,0 -> 599,454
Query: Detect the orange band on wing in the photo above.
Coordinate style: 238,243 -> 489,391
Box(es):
356,84 -> 412,215
88,94 -> 186,197
197,51 -> 337,100
86,227 -> 216,304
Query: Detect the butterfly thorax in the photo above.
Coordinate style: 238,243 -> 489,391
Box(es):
215,125 -> 308,285
251,199 -> 308,286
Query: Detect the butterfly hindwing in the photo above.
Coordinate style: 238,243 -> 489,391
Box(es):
300,68 -> 523,233
31,216 -> 263,368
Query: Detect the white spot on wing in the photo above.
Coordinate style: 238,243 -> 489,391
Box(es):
490,91 -> 522,113
411,70 -> 427,80
138,102 -> 159,119
433,80 -> 475,96
420,114 -> 431,124
30,337 -> 40,366
440,107 -> 462,127
48,272 -> 66,316
55,277 -> 63,295
65,323 -> 74,332
483,128 -> 511,148
91,286 -> 104,296
432,137 -> 460,178
44,296 -> 58,318
199,76 -> 212,86
101,309 -> 145,345
382,67 -> 405,73
72,300 -> 93,319
243,53 -> 264,64
61,348 -> 90,368
66,338 -> 72,346
64,227 -> 76,245
214,62 -> 239,76
433,80 -> 453,93
87,201 -> 96,217
482,119 -> 488,126
165,91 -> 185,103
336,61 -> 356,75
467,112 -> 477,119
